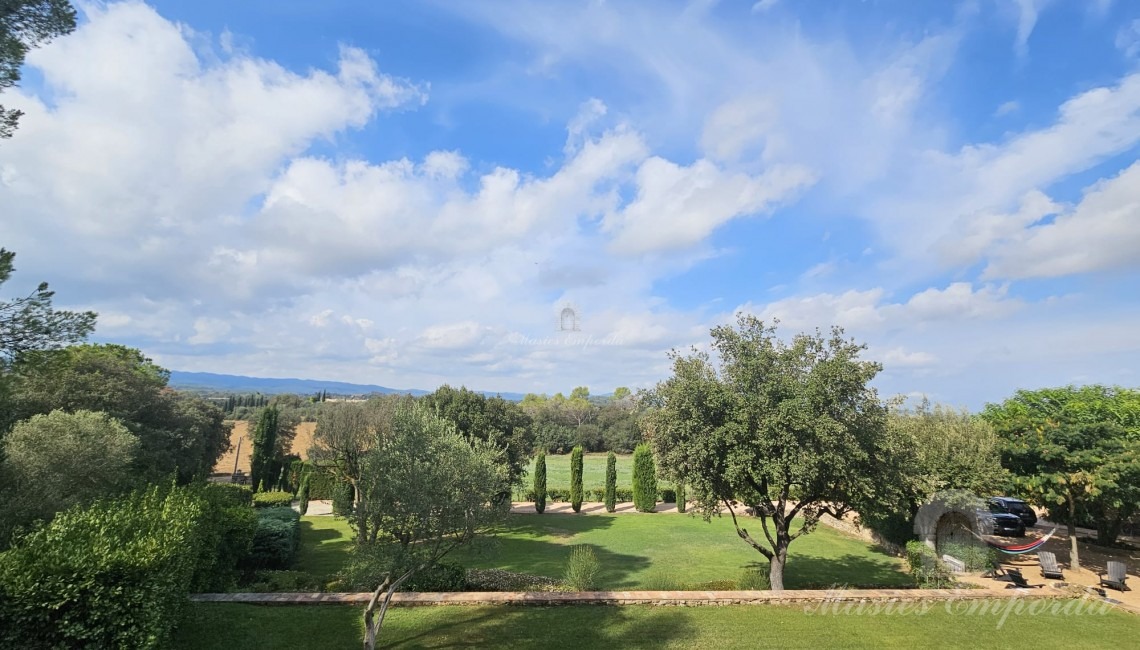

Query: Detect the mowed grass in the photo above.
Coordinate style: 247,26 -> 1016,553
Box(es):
520,452 -> 674,494
175,601 -> 1140,649
298,513 -> 912,589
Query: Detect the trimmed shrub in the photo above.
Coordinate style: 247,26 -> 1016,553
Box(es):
190,483 -> 258,592
0,485 -> 204,649
534,452 -> 547,514
252,490 -> 294,509
905,541 -> 954,588
939,541 -> 997,572
676,482 -> 687,513
297,472 -> 311,516
305,467 -> 339,500
564,545 -> 599,591
569,446 -> 583,513
332,481 -> 354,518
401,562 -> 467,592
604,452 -> 617,513
632,443 -> 658,513
465,568 -> 561,592
658,488 -> 676,503
245,507 -> 300,569
738,567 -> 770,590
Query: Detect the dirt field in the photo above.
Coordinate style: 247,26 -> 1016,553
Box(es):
212,420 -> 317,475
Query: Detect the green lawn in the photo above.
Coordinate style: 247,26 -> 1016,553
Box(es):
298,512 -> 911,589
175,601 -> 1140,649
518,452 -> 674,496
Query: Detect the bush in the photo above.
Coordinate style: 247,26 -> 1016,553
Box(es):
738,567 -> 770,590
658,488 -> 676,503
401,562 -> 467,592
632,443 -> 658,513
252,490 -> 294,509
905,541 -> 954,588
332,481 -> 354,518
604,452 -> 617,513
465,568 -> 562,592
569,446 -> 583,513
190,483 -> 258,592
939,541 -> 997,572
245,570 -> 322,593
676,483 -> 687,513
297,473 -> 311,516
0,485 -> 205,649
305,467 -> 339,500
244,508 -> 300,569
534,452 -> 547,514
564,544 -> 600,591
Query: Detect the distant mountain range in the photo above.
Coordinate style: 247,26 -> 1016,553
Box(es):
168,371 -> 527,401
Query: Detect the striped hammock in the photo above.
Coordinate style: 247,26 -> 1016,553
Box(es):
974,526 -> 1058,555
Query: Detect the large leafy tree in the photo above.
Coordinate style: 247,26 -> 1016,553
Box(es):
646,316 -> 900,591
309,397 -> 399,510
4,344 -> 230,482
1,1 -> 76,139
422,384 -> 533,490
0,409 -> 136,545
354,403 -> 509,649
983,386 -> 1140,565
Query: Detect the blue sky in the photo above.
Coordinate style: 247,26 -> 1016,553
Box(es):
2,0 -> 1139,408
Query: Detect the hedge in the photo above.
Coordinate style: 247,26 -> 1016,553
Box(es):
631,443 -> 658,513
904,541 -> 954,588
0,485 -> 215,649
244,507 -> 301,570
252,490 -> 294,509
533,452 -> 547,514
569,446 -> 584,513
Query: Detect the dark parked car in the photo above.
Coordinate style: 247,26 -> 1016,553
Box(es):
989,497 -> 1038,528
978,507 -> 1027,537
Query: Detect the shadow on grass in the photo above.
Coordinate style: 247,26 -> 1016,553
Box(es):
381,605 -> 697,649
781,552 -> 914,589
296,519 -> 355,581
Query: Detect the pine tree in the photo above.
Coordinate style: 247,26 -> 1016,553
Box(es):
604,451 -> 617,512
632,443 -> 658,513
570,446 -> 584,513
534,452 -> 547,514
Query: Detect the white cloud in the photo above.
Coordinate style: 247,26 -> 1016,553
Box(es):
188,318 -> 231,345
751,0 -> 779,14
1118,19 -> 1140,58
984,161 -> 1140,279
1011,0 -> 1050,57
994,100 -> 1020,116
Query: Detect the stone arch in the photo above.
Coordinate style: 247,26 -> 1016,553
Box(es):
914,491 -> 986,551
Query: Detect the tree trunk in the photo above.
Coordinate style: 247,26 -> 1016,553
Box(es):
769,545 -> 788,592
363,571 -> 415,650
1067,495 -> 1080,571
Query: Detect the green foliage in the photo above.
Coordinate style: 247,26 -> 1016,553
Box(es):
563,545 -> 600,591
304,465 -> 339,500
0,485 -> 204,649
533,452 -> 547,514
676,482 -> 687,513
659,487 -> 676,503
3,344 -> 231,482
244,507 -> 300,570
938,541 -> 997,572
244,570 -> 321,593
569,446 -> 584,512
190,483 -> 258,592
631,443 -> 657,513
250,406 -> 279,492
604,451 -> 617,512
647,316 -> 896,590
904,541 -> 954,588
253,490 -> 294,509
297,472 -> 311,516
332,481 -> 355,518
738,567 -> 770,590
401,562 -> 467,592
423,385 -> 534,489
464,568 -> 561,592
983,385 -> 1140,552
1,409 -> 137,540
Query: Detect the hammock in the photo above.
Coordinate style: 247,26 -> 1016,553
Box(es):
973,526 -> 1058,555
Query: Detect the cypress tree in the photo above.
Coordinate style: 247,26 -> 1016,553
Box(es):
250,406 -> 279,492
632,443 -> 657,513
298,472 -> 311,516
676,481 -> 687,513
570,446 -> 584,513
534,452 -> 547,514
604,451 -> 617,512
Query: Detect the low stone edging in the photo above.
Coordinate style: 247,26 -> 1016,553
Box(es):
190,588 -> 1062,607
